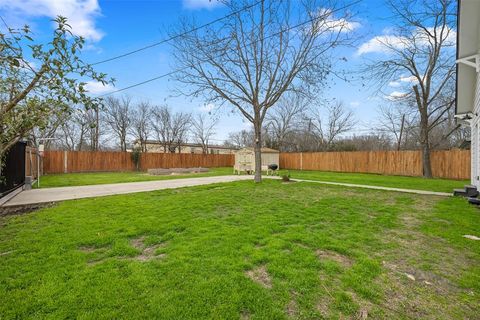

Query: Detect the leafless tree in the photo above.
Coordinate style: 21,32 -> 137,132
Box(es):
151,105 -> 191,153
130,102 -> 152,152
224,129 -> 254,149
57,108 -> 91,151
191,113 -> 218,154
310,101 -> 356,150
104,96 -> 132,151
172,0 -> 358,182
377,103 -> 417,150
265,93 -> 306,151
362,0 -> 456,177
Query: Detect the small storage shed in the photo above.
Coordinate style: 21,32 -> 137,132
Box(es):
234,147 -> 280,174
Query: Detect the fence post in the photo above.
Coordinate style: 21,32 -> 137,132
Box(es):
300,152 -> 303,170
64,151 -> 68,173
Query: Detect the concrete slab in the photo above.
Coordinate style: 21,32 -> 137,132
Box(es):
288,178 -> 452,197
1,175 -> 253,207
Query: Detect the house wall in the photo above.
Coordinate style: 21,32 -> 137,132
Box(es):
471,72 -> 480,187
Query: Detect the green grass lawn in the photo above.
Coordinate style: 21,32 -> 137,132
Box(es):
36,167 -> 232,188
38,167 -> 466,194
281,170 -> 469,193
1,180 -> 479,319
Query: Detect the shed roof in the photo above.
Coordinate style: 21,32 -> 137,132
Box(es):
237,147 -> 279,153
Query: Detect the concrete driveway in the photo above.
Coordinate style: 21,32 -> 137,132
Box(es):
2,175 -> 253,207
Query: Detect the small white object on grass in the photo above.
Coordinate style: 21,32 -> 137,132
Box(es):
463,235 -> 480,241
405,273 -> 416,281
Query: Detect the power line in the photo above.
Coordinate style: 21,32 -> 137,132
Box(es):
99,0 -> 361,97
90,0 -> 263,66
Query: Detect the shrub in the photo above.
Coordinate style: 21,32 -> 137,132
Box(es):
131,148 -> 141,171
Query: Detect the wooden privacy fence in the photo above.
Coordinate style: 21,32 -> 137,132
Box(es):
43,149 -> 470,179
280,149 -> 470,180
43,151 -> 234,174
25,146 -> 41,179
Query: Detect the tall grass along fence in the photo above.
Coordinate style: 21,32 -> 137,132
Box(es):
280,149 -> 470,180
43,151 -> 235,174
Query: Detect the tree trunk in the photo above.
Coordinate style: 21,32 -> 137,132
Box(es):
420,112 -> 433,178
254,121 -> 262,183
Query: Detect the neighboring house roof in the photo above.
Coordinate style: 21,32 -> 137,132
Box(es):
137,140 -> 238,150
456,0 -> 480,115
237,147 -> 279,153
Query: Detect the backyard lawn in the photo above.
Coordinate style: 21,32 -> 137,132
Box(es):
283,170 -> 469,193
1,179 -> 479,319
38,168 -> 468,193
36,167 -> 232,188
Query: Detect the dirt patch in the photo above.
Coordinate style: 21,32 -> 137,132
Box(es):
316,249 -> 353,267
245,265 -> 272,289
0,202 -> 56,216
316,298 -> 331,318
240,310 -> 251,320
78,245 -> 100,253
130,236 -> 167,262
286,299 -> 298,317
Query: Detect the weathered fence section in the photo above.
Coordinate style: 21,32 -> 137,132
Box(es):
25,146 -> 41,179
280,150 -> 470,180
43,151 -> 234,174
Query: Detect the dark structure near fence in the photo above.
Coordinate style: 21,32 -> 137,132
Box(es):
0,142 -> 26,198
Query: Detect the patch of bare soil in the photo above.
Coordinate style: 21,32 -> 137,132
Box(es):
285,291 -> 300,317
130,236 -> 167,262
376,198 -> 480,318
245,265 -> 272,289
316,297 -> 331,318
240,310 -> 251,320
316,250 -> 353,268
286,299 -> 298,317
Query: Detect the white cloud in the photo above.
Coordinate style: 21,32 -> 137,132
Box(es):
357,26 -> 456,56
385,91 -> 409,101
388,75 -> 419,88
388,81 -> 401,87
399,75 -> 418,84
199,103 -> 216,113
84,81 -> 114,94
182,0 -> 223,10
0,0 -> 104,41
357,35 -> 407,55
313,8 -> 359,34
349,101 -> 360,107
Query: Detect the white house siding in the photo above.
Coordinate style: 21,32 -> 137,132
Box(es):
473,72 -> 480,187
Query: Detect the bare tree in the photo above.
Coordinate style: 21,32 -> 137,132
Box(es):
104,96 -> 132,151
130,102 -> 152,152
151,105 -> 191,153
265,93 -> 306,151
224,129 -> 254,149
377,103 -> 417,150
311,101 -> 356,150
191,113 -> 218,154
362,0 -> 456,177
172,0 -> 357,182
57,108 -> 91,151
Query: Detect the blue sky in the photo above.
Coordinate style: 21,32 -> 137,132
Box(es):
0,0 -> 407,142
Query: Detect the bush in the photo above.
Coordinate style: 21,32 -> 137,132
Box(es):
131,148 -> 141,171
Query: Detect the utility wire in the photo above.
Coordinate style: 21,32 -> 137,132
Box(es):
98,0 -> 361,97
89,0 -> 263,66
